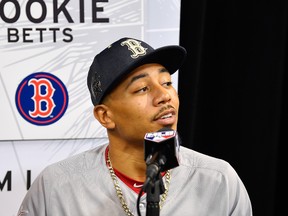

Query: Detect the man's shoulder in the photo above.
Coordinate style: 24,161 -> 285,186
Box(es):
41,143 -> 108,178
179,146 -> 234,175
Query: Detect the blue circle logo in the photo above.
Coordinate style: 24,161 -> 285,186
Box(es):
15,72 -> 69,126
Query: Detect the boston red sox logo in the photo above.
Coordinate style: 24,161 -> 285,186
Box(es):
28,78 -> 56,118
15,72 -> 68,126
121,39 -> 147,59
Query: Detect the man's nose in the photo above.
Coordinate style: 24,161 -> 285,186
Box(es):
153,86 -> 172,106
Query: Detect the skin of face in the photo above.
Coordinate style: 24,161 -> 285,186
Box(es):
93,63 -> 179,179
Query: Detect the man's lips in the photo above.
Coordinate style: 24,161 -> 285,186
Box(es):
154,108 -> 176,121
160,113 -> 173,119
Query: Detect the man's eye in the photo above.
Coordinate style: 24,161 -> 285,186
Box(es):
136,86 -> 148,93
163,81 -> 173,87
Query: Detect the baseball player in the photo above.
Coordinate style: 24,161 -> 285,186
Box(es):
17,37 -> 252,216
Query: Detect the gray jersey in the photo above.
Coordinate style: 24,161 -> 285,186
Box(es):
17,144 -> 252,216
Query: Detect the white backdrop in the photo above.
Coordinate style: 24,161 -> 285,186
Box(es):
0,0 -> 181,215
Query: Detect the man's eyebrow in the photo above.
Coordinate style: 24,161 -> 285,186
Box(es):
160,67 -> 169,73
126,67 -> 169,89
126,73 -> 148,89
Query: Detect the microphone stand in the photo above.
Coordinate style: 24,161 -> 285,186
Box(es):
146,175 -> 161,216
144,155 -> 166,216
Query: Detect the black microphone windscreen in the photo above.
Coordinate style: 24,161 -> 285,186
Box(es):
144,128 -> 180,171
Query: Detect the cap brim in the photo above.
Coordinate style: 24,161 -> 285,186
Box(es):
126,45 -> 187,76
104,45 -> 187,99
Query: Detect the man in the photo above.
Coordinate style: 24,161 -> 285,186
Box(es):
17,37 -> 252,216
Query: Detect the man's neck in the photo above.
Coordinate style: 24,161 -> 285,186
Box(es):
107,144 -> 147,182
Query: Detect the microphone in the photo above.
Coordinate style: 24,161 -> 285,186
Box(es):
137,128 -> 180,216
144,127 -> 180,182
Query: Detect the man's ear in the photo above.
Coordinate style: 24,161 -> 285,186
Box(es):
93,105 -> 115,129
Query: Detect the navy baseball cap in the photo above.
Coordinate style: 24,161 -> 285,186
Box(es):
87,37 -> 187,106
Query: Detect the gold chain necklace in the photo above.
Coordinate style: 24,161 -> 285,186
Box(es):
107,153 -> 171,216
